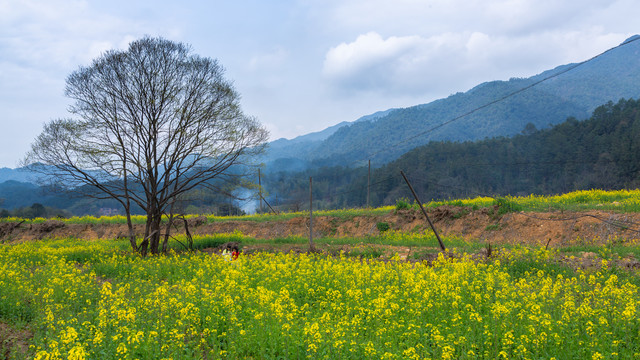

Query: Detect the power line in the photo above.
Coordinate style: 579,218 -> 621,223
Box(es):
258,36 -> 640,211
358,36 -> 640,164
313,174 -> 397,202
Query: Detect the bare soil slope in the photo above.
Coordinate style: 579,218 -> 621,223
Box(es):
2,206 -> 639,245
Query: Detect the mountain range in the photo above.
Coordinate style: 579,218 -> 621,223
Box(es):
261,109 -> 396,172
261,35 -> 640,170
2,35 -> 640,214
261,97 -> 640,210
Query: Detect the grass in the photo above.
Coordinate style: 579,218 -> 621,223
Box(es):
344,245 -> 385,259
2,238 -> 640,359
5,188 -> 640,358
430,189 -> 640,213
4,188 -> 640,226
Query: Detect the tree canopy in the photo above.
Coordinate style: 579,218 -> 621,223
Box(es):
24,36 -> 268,255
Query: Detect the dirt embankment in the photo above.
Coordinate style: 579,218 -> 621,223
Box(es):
2,206 -> 639,245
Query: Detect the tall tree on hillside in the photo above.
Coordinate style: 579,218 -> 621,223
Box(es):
23,37 -> 269,255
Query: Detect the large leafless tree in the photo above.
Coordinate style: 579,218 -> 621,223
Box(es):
23,37 -> 268,255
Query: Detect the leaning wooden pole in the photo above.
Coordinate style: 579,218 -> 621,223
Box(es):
261,195 -> 279,215
309,176 -> 315,251
400,171 -> 446,251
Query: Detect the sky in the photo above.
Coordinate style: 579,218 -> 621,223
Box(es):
0,0 -> 638,168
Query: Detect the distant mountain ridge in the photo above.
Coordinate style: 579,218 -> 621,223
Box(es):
260,109 -> 396,171
263,35 -> 640,170
259,97 -> 640,210
0,167 -> 38,183
4,36 -> 640,185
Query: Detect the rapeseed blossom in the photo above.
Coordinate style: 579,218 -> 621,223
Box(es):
2,238 -> 640,359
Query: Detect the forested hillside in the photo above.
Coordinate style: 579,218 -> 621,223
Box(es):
259,109 -> 396,170
0,180 -> 246,217
262,98 -> 640,210
3,37 -> 639,216
313,83 -> 588,165
264,35 -> 640,168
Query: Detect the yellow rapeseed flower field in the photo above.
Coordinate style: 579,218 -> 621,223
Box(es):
1,237 -> 639,359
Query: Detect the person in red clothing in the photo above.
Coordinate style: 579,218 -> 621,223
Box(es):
231,244 -> 239,260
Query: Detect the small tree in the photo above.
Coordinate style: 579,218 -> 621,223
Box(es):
24,37 -> 268,255
30,203 -> 47,218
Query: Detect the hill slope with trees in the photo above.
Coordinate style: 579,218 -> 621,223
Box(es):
263,98 -> 640,210
265,35 -> 640,168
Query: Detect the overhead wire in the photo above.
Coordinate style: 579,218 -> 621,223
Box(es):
256,36 -> 640,213
360,36 -> 640,163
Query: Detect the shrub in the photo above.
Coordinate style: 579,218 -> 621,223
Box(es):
493,196 -> 523,215
395,197 -> 411,210
376,222 -> 391,232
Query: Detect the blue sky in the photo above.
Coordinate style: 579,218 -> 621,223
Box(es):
1,0 -> 638,167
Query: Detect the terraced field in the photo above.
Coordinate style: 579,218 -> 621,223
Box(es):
2,189 -> 640,359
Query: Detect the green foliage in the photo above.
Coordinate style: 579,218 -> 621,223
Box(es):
258,97 -> 640,211
0,290 -> 35,324
376,221 -> 391,232
5,238 -> 640,359
188,236 -> 230,251
395,197 -> 411,210
493,196 -> 523,215
502,256 -> 577,280
331,98 -> 640,209
0,202 -> 72,219
346,246 -> 384,259
499,247 -> 577,280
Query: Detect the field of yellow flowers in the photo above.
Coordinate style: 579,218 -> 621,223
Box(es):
2,235 -> 639,359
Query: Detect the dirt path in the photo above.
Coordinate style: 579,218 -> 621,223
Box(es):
2,206 -> 639,246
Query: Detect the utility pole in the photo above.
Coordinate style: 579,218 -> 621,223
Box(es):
309,177 -> 314,251
258,168 -> 262,213
367,159 -> 371,208
400,171 -> 446,251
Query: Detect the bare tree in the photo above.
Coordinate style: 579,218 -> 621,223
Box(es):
23,37 -> 268,255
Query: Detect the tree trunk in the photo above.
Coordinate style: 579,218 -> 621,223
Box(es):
161,198 -> 178,253
124,204 -> 136,252
139,238 -> 149,257
162,214 -> 174,253
139,211 -> 152,256
148,211 -> 163,255
122,160 -> 137,252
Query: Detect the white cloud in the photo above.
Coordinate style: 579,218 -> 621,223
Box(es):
1,0 -> 640,165
248,48 -> 289,71
321,27 -> 632,99
323,31 -> 480,95
0,0 -> 186,167
323,32 -> 420,77
0,1 -> 179,72
321,0 -> 618,35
